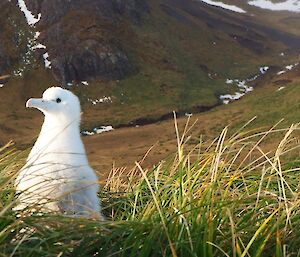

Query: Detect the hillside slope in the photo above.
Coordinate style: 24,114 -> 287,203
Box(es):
85,65 -> 300,173
0,0 -> 300,171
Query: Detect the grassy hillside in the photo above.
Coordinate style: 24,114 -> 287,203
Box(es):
1,59 -> 299,173
78,0 -> 297,128
0,0 -> 299,174
2,0 -> 299,146
77,66 -> 300,173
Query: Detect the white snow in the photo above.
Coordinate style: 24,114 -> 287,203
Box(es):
226,79 -> 234,84
94,126 -> 114,134
259,66 -> 269,74
220,66 -> 270,104
247,75 -> 259,82
34,32 -> 41,39
13,70 -> 23,77
17,0 -> 41,26
238,81 -> 254,93
286,64 -> 294,70
220,78 -> 254,104
277,70 -> 286,75
220,92 -> 245,101
82,131 -> 95,136
81,81 -> 89,86
31,43 -> 46,50
82,126 -> 114,136
199,0 -> 246,13
248,0 -> 300,12
43,52 -> 52,69
17,1 -> 53,71
0,84 -> 4,88
277,63 -> 298,75
277,86 -> 285,91
88,96 -> 112,105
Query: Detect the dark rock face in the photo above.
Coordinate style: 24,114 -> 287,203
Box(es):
25,0 -> 149,84
0,42 -> 9,75
51,42 -> 133,83
0,1 -> 29,75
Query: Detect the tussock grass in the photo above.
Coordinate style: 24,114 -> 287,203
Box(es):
1,117 -> 300,257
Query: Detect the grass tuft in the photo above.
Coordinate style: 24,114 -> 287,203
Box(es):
1,119 -> 300,256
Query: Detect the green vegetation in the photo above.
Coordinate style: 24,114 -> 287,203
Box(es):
72,0 -> 292,128
2,0 -> 297,134
211,80 -> 300,131
1,117 -> 300,256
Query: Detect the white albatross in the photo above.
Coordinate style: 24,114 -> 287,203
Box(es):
15,87 -> 102,219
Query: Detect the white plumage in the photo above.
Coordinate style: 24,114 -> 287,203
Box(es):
15,87 -> 102,219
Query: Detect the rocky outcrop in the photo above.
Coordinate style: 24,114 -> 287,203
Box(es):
25,0 -> 149,84
50,41 -> 133,83
0,1 -> 29,75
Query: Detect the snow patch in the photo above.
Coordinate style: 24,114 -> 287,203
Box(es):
88,96 -> 112,105
34,32 -> 40,39
220,92 -> 245,103
248,0 -> 300,12
226,79 -> 234,84
277,71 -> 286,75
81,131 -> 95,136
82,126 -> 114,136
43,52 -> 52,69
31,43 -> 46,50
286,64 -> 294,70
277,87 -> 285,91
199,0 -> 246,13
17,0 -> 41,26
220,66 -> 270,104
81,81 -> 89,86
277,63 -> 298,75
13,70 -> 23,77
94,126 -> 114,134
17,1 -> 53,70
259,66 -> 269,74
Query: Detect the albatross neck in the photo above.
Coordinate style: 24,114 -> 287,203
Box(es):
38,115 -> 84,152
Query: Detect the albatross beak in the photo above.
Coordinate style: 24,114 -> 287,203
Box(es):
26,98 -> 45,109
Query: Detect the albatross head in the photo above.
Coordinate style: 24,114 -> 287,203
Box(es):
26,87 -> 81,123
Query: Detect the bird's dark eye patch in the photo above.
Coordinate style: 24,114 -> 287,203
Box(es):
56,98 -> 62,103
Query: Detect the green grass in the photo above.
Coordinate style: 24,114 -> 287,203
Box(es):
3,0 -> 294,133
77,2 -> 291,129
217,80 -> 300,132
1,117 -> 300,256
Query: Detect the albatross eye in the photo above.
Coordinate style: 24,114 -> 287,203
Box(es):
56,98 -> 62,103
